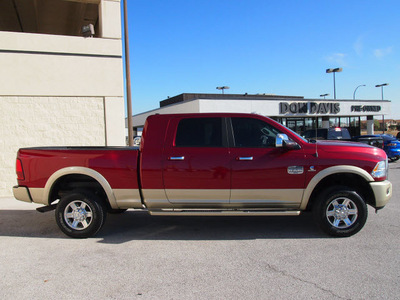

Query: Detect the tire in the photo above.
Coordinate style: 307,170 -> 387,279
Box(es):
313,186 -> 368,237
55,190 -> 107,238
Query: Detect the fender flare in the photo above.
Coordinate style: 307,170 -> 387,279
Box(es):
300,165 -> 373,210
43,167 -> 118,209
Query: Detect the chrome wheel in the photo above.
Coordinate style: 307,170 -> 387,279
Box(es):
326,197 -> 358,229
56,190 -> 106,238
64,200 -> 93,230
313,186 -> 367,237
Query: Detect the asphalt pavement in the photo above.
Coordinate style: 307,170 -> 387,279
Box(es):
1,163 -> 399,299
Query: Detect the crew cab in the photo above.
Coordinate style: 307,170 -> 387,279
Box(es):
13,113 -> 392,238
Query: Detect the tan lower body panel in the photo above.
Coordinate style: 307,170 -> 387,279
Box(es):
29,188 -> 47,205
24,187 -> 304,211
230,189 -> 304,208
165,189 -> 230,203
25,187 -> 143,209
142,188 -> 303,209
113,189 -> 143,209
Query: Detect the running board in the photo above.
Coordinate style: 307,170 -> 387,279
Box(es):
149,209 -> 301,216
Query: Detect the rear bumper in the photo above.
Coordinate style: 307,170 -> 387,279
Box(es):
13,186 -> 33,203
369,180 -> 392,209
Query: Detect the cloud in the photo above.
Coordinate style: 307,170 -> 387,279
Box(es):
353,35 -> 365,56
325,53 -> 347,66
374,46 -> 393,58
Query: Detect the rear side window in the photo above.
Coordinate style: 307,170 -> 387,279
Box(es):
175,118 -> 223,147
232,117 -> 281,147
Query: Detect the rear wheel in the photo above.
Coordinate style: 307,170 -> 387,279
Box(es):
55,190 -> 106,238
313,186 -> 368,237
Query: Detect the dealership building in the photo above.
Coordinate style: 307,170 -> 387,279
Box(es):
132,93 -> 391,137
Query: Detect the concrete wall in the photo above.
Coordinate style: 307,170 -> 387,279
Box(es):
0,97 -> 106,195
0,0 -> 125,197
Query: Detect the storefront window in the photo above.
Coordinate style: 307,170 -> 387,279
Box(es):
286,118 -> 305,134
340,117 -> 350,127
275,116 -> 361,137
304,118 -> 316,131
330,118 -> 340,127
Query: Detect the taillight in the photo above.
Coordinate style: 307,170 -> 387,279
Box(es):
16,159 -> 25,181
387,143 -> 397,147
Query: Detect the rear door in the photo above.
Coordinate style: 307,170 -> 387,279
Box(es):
163,116 -> 231,205
229,116 -> 306,209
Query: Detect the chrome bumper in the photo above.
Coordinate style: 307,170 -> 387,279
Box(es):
370,180 -> 392,208
12,186 -> 32,203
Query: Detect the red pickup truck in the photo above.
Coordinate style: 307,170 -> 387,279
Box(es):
13,113 -> 392,238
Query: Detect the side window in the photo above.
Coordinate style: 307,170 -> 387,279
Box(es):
175,118 -> 223,147
232,118 -> 281,148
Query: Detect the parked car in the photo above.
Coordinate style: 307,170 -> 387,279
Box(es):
379,134 -> 400,162
352,135 -> 384,149
303,127 -> 351,141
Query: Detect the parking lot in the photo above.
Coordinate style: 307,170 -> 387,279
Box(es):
1,163 -> 399,300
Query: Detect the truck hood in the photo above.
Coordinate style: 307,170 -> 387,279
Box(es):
314,140 -> 386,158
316,140 -> 371,149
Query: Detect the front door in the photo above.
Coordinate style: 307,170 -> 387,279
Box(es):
163,117 -> 231,206
229,117 -> 306,209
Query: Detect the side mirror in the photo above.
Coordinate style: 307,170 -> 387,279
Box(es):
133,136 -> 141,147
276,134 -> 300,150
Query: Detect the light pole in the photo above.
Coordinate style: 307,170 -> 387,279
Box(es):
353,84 -> 366,100
320,93 -> 329,99
216,86 -> 230,94
326,68 -> 342,99
123,0 -> 134,146
375,83 -> 389,134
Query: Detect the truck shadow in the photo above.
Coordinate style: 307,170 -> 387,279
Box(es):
100,211 -> 327,243
0,210 -> 326,242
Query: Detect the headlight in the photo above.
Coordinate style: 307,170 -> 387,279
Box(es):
371,160 -> 388,180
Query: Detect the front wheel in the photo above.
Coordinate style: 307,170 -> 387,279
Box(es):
55,190 -> 107,238
313,186 -> 368,237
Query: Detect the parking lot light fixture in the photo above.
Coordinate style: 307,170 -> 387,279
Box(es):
375,83 -> 389,100
216,86 -> 230,94
326,68 -> 343,99
375,83 -> 389,134
320,93 -> 329,99
353,84 -> 366,100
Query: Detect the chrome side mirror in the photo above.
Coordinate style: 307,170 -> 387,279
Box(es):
276,134 -> 288,148
276,134 -> 300,150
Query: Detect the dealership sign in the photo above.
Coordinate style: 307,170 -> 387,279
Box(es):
279,102 -> 340,115
351,105 -> 381,112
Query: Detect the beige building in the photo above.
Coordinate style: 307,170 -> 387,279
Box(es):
0,0 -> 126,197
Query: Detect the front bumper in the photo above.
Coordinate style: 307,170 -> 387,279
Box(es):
369,180 -> 392,209
13,186 -> 32,203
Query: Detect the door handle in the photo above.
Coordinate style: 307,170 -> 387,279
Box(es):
169,156 -> 185,161
237,157 -> 253,161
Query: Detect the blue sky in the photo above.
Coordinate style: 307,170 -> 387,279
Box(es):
123,0 -> 399,119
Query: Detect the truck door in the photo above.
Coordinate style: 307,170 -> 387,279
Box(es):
163,117 -> 231,206
229,117 -> 306,209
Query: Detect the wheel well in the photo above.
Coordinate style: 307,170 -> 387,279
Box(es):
49,174 -> 110,208
306,173 -> 375,211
